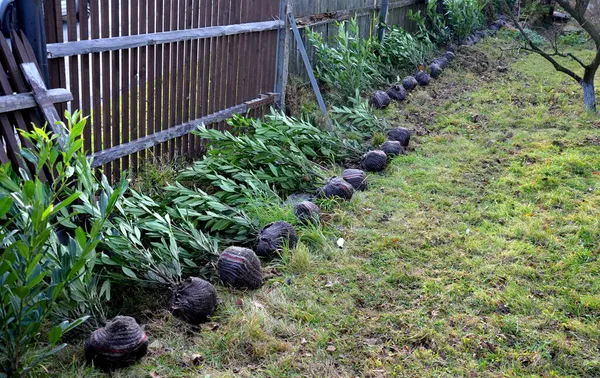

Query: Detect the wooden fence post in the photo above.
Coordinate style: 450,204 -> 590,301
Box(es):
274,0 -> 287,110
377,0 -> 389,41
16,0 -> 49,85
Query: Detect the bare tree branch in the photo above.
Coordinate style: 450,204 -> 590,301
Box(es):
501,0 -> 583,82
555,0 -> 600,48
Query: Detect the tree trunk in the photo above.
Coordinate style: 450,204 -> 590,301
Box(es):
581,80 -> 596,112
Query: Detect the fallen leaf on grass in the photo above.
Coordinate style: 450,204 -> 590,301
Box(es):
327,345 -> 337,352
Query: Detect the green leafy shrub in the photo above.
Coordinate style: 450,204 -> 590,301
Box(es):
0,113 -> 126,376
331,94 -> 387,158
445,0 -> 485,41
306,18 -> 384,104
421,1 -> 452,45
376,24 -> 429,71
179,111 -> 338,197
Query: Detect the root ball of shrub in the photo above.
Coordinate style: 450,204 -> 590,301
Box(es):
386,127 -> 411,147
402,76 -> 418,91
218,247 -> 263,289
342,169 -> 368,191
361,150 -> 388,172
369,90 -> 391,109
170,277 -> 217,324
380,140 -> 405,156
256,221 -> 298,257
319,176 -> 354,200
429,63 -> 442,79
433,57 -> 448,69
415,71 -> 430,86
386,85 -> 407,101
444,51 -> 456,61
85,316 -> 148,369
294,201 -> 320,224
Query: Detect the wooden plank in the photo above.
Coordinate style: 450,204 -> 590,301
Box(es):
0,65 -> 27,170
0,90 -> 73,113
160,0 -> 171,159
181,0 -> 193,157
44,0 -> 67,117
91,0 -> 102,156
175,0 -> 185,157
110,0 -> 121,180
91,98 -> 267,167
101,0 -> 111,181
147,0 -> 156,159
20,63 -> 69,148
129,0 -> 138,171
138,0 -> 148,166
66,0 -> 79,112
188,0 -> 200,157
46,20 -> 286,58
155,0 -> 165,157
168,0 -> 177,159
288,14 -> 331,130
78,0 -> 92,153
121,0 -> 131,173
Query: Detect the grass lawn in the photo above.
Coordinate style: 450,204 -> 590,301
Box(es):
51,36 -> 600,377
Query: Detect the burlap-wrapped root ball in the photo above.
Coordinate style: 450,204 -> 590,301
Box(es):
444,51 -> 455,61
170,277 -> 217,324
429,63 -> 442,79
294,201 -> 320,224
361,150 -> 388,172
342,169 -> 368,191
402,76 -> 418,91
256,221 -> 298,257
386,127 -> 411,147
380,140 -> 405,156
415,71 -> 430,86
432,57 -> 448,69
386,85 -> 406,101
85,316 -> 148,368
369,90 -> 391,109
218,247 -> 262,289
319,176 -> 354,200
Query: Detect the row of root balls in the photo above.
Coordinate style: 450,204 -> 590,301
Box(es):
369,19 -> 507,110
86,220 -> 300,368
85,132 -> 414,370
85,19 -> 509,370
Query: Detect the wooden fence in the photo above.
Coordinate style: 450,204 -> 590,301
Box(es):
0,31 -> 72,180
42,0 -> 284,182
289,0 -> 427,81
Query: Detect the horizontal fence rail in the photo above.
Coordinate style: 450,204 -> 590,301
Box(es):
47,20 -> 285,58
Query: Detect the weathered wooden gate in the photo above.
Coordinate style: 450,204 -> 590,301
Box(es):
42,0 -> 285,181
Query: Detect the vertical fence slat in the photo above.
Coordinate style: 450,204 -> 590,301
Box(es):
139,0 -> 148,167
147,0 -> 156,160
79,0 -> 91,153
188,0 -> 200,156
110,0 -> 121,180
130,0 -> 139,172
101,0 -> 112,180
66,0 -> 79,114
121,0 -> 131,175
175,0 -> 185,157
90,0 -> 102,158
